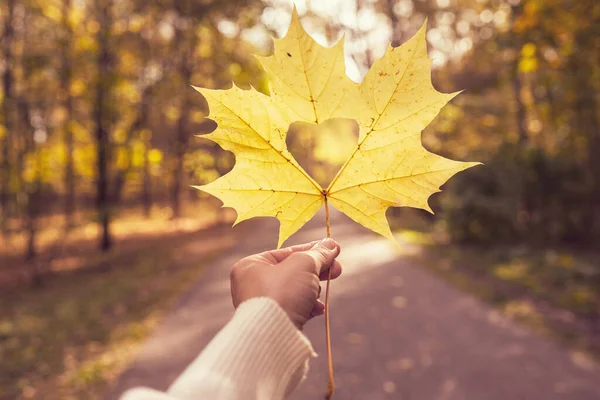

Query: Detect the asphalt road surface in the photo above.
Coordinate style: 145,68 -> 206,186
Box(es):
107,209 -> 600,400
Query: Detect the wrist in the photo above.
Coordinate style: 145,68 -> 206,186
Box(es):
168,297 -> 316,399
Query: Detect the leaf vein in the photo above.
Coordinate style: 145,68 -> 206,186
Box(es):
329,166 -> 467,194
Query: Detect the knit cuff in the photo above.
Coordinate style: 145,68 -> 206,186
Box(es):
168,297 -> 315,399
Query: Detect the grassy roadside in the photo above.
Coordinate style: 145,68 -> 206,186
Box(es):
0,222 -> 237,400
391,210 -> 600,360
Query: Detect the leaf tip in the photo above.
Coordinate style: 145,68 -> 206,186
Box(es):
413,18 -> 429,46
444,90 -> 463,102
196,132 -> 216,143
421,200 -> 435,215
391,237 -> 403,250
191,84 -> 205,95
466,161 -> 484,170
286,4 -> 303,36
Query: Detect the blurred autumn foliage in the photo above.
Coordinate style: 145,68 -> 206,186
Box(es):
1,0 -> 599,266
0,0 -> 265,261
434,0 -> 600,246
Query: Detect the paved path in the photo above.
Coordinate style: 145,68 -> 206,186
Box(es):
108,210 -> 600,400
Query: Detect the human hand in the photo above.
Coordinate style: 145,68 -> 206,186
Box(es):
230,238 -> 342,329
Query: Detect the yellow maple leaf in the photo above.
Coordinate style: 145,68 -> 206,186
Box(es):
193,9 -> 480,248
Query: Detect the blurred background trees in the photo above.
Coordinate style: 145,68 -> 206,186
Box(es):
1,0 -> 598,270
0,0 -> 265,260
436,0 -> 600,246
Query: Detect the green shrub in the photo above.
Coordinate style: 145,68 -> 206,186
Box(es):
440,144 -> 597,245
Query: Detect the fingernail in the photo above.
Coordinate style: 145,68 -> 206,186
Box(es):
320,238 -> 337,250
311,239 -> 325,250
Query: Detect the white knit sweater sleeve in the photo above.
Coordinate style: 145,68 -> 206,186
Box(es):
120,298 -> 316,400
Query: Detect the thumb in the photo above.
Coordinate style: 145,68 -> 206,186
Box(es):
300,238 -> 340,275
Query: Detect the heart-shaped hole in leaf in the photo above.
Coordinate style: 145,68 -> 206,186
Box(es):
286,118 -> 358,188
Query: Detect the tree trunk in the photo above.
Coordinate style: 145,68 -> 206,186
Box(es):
570,30 -> 600,239
95,0 -> 112,251
26,152 -> 42,262
512,70 -> 528,145
355,0 -> 374,68
511,5 -> 528,146
18,89 -> 42,277
142,137 -> 152,218
62,0 -> 75,230
508,4 -> 533,238
171,66 -> 192,219
171,98 -> 190,219
1,0 -> 16,237
112,85 -> 152,204
385,0 -> 401,47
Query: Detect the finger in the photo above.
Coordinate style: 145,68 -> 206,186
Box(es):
260,240 -> 321,263
309,300 -> 325,319
298,238 -> 340,275
318,260 -> 342,281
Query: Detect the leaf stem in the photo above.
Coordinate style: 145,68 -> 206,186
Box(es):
324,195 -> 334,399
